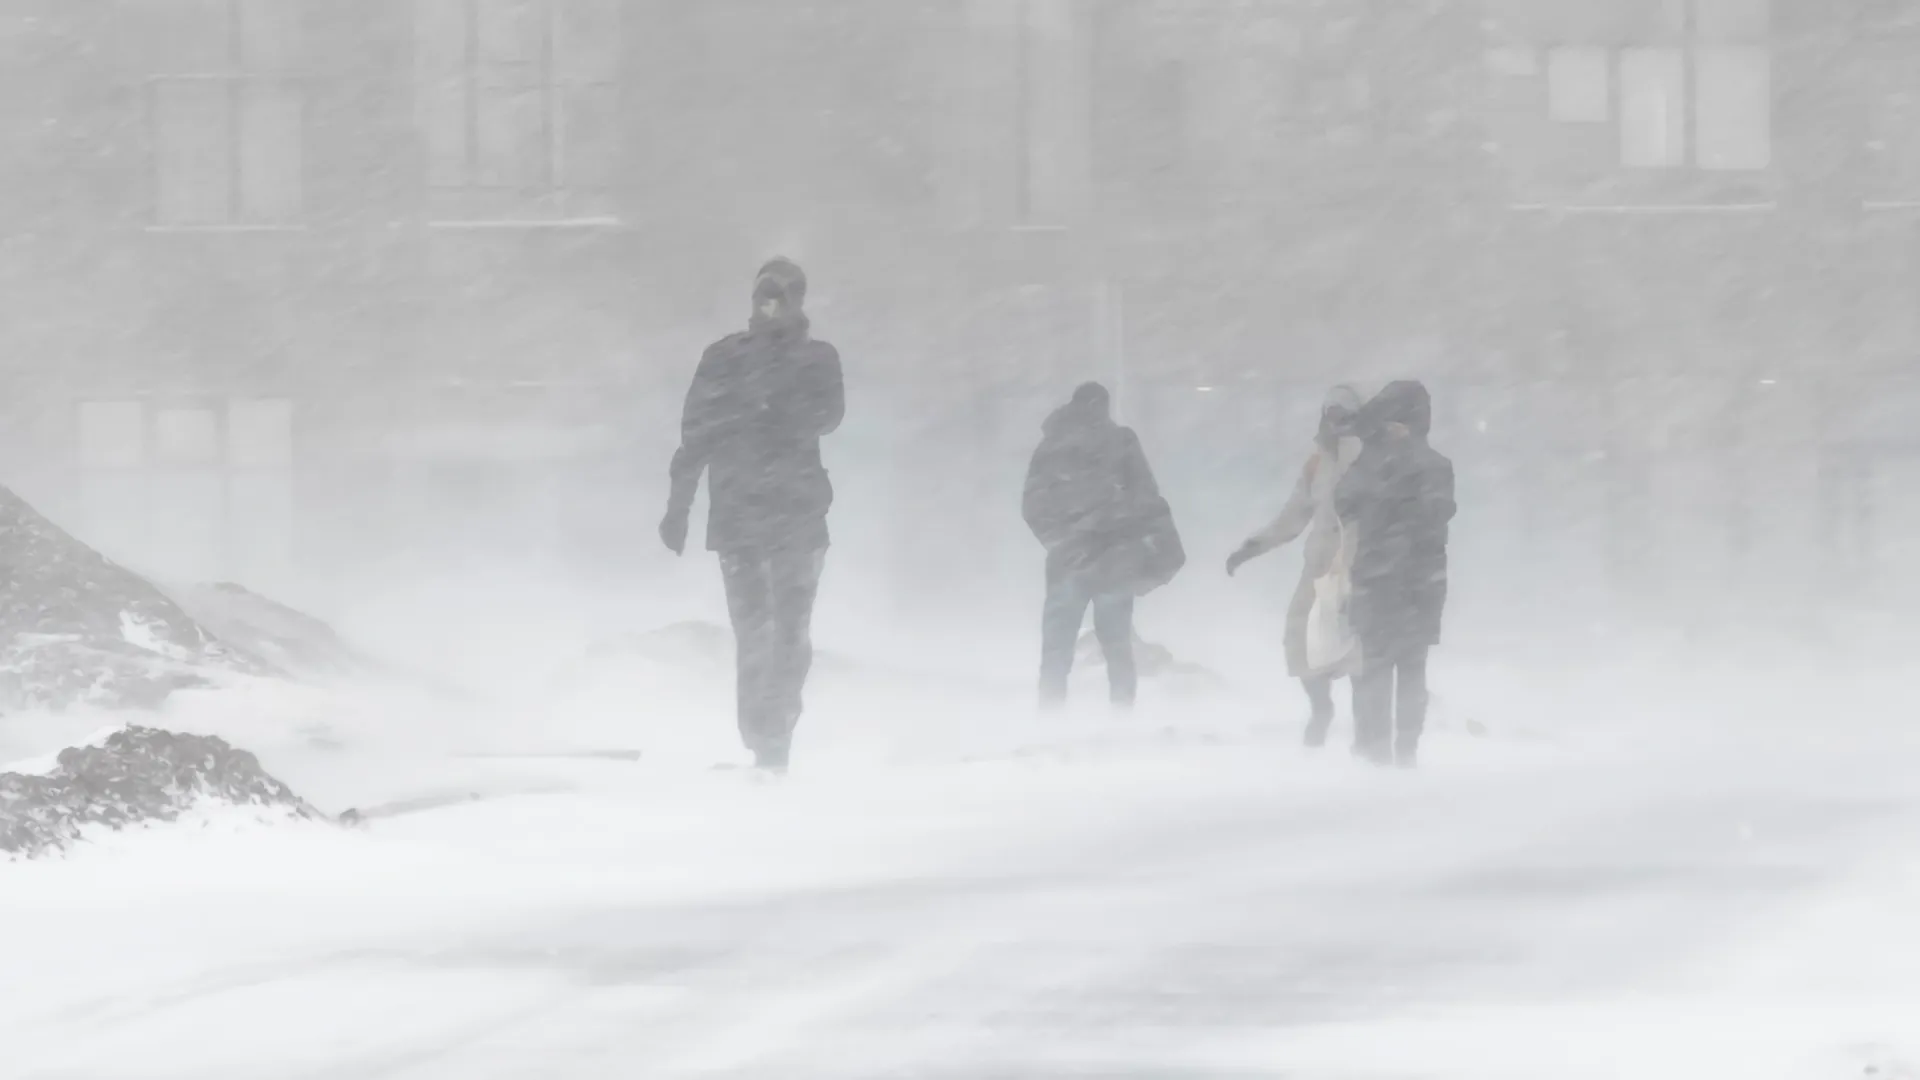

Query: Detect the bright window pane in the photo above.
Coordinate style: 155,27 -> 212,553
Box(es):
140,0 -> 233,74
1021,0 -> 1086,226
1547,46 -> 1610,123
476,80 -> 547,187
79,402 -> 145,469
1697,0 -> 1770,43
557,81 -> 615,189
238,0 -> 299,72
155,408 -> 221,466
555,0 -> 617,82
420,75 -> 471,187
1696,46 -> 1771,170
228,398 -> 294,468
478,0 -> 544,66
239,81 -> 303,221
155,79 -> 232,225
415,0 -> 470,73
417,0 -> 473,187
1620,48 -> 1686,168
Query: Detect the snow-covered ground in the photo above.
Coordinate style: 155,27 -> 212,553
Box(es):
3,587 -> 1918,1079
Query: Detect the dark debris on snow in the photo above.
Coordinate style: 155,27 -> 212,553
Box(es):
0,726 -> 321,859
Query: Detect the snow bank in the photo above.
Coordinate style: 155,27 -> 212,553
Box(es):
164,581 -> 382,680
1166,837 -> 1920,1080
0,485 -> 267,711
0,726 -> 321,859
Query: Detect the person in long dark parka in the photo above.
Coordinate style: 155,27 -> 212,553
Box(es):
659,258 -> 845,771
1023,382 -> 1182,708
1334,380 -> 1456,768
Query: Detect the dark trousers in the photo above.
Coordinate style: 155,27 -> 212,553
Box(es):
1039,573 -> 1136,707
1352,642 -> 1429,763
719,547 -> 825,763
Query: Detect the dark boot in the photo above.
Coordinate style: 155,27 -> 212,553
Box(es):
1393,647 -> 1430,771
754,741 -> 790,773
1352,741 -> 1393,768
1350,657 -> 1395,762
1301,676 -> 1335,748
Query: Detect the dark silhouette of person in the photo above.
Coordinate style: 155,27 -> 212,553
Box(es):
660,257 -> 844,771
1023,382 -> 1182,708
1335,380 -> 1456,768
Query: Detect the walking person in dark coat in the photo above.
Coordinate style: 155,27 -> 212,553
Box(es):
659,257 -> 845,771
1334,380 -> 1456,768
1023,382 -> 1182,709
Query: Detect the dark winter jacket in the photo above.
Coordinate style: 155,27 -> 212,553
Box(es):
1022,391 -> 1182,594
666,314 -> 845,554
1334,381 -> 1456,658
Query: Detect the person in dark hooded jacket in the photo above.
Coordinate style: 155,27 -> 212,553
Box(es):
1023,382 -> 1178,708
659,257 -> 845,771
1334,380 -> 1456,767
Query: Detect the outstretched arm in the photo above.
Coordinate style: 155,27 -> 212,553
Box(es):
1248,456 -> 1318,555
1229,456 -> 1314,575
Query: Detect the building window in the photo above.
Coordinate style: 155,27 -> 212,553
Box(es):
78,402 -> 147,470
1013,0 -> 1086,228
415,0 -> 620,225
1546,47 -> 1610,124
1620,47 -> 1687,167
154,407 -> 223,466
150,0 -> 304,228
228,398 -> 294,468
1694,45 -> 1770,170
75,398 -> 297,586
1517,0 -> 1770,172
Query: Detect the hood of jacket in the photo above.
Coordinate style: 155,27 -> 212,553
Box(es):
1366,380 -> 1433,439
1042,399 -> 1115,439
1042,382 -> 1116,439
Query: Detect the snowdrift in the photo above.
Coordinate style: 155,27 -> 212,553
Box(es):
550,619 -> 869,684
0,726 -> 320,859
556,620 -> 1222,696
166,581 -> 389,682
1074,627 -> 1225,688
0,486 -> 268,711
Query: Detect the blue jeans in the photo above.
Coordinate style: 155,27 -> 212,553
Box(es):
1039,574 -> 1136,707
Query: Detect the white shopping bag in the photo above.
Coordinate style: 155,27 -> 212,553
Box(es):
1305,526 -> 1357,675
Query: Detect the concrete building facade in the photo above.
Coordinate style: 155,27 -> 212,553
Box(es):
0,0 -> 1913,628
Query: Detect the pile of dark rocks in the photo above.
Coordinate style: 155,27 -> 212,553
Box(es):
0,726 -> 321,859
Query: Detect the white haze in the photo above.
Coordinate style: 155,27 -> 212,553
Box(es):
2,2 -> 1919,1078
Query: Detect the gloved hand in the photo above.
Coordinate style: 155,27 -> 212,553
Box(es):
659,508 -> 689,556
1225,541 -> 1258,577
